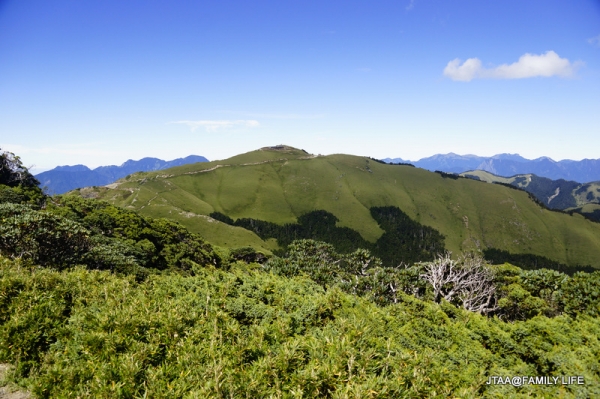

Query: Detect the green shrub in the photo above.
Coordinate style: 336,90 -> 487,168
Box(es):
0,196 -> 223,274
562,271 -> 600,317
0,203 -> 90,268
1,258 -> 598,398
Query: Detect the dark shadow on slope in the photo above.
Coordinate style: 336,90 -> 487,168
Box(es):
212,206 -> 446,266
483,248 -> 594,275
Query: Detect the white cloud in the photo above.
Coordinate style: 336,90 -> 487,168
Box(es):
171,120 -> 260,132
589,34 -> 600,47
443,58 -> 483,82
237,112 -> 325,120
406,0 -> 415,11
443,51 -> 582,82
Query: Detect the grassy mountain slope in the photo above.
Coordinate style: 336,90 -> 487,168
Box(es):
460,170 -> 600,220
72,146 -> 600,268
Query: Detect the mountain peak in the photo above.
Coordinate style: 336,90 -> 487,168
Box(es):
490,153 -> 527,162
533,156 -> 557,163
54,164 -> 91,172
260,145 -> 307,154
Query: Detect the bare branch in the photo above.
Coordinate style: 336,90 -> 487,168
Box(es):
420,252 -> 497,314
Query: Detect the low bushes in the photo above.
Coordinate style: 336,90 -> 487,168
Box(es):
1,257 -> 599,398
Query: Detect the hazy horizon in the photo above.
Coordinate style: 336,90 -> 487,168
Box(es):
29,147 -> 600,175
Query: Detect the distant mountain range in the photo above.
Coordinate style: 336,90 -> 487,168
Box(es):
36,155 -> 208,194
383,153 -> 600,183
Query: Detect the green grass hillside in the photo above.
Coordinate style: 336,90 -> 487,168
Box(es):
460,170 -> 600,209
73,146 -> 600,268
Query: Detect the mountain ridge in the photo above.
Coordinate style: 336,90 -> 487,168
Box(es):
36,155 -> 208,194
383,153 -> 600,183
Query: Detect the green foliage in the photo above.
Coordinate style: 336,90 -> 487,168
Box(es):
0,149 -> 40,189
340,264 -> 426,306
0,195 -> 222,275
0,183 -> 46,207
264,240 -> 346,287
0,203 -> 91,268
497,283 -> 550,320
2,148 -> 599,396
1,257 -> 599,398
265,240 -> 407,305
561,271 -> 600,317
519,268 -> 567,317
84,236 -> 149,279
493,266 -> 600,320
0,150 -> 46,211
265,239 -> 430,307
52,195 -> 222,271
265,240 -> 600,322
228,246 -> 269,264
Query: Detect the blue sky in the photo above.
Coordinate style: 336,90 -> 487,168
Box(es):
1,0 -> 599,172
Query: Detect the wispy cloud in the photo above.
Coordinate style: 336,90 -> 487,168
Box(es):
443,51 -> 582,82
171,120 -> 260,132
588,34 -> 600,47
406,0 -> 415,11
240,113 -> 325,120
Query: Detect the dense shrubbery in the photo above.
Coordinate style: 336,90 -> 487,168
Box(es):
265,240 -> 600,321
0,186 -> 221,277
1,256 -> 599,398
0,203 -> 91,269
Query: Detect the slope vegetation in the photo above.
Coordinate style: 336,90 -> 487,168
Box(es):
461,170 -> 600,221
72,146 -> 600,268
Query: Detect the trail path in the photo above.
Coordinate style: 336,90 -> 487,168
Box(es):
0,364 -> 30,399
